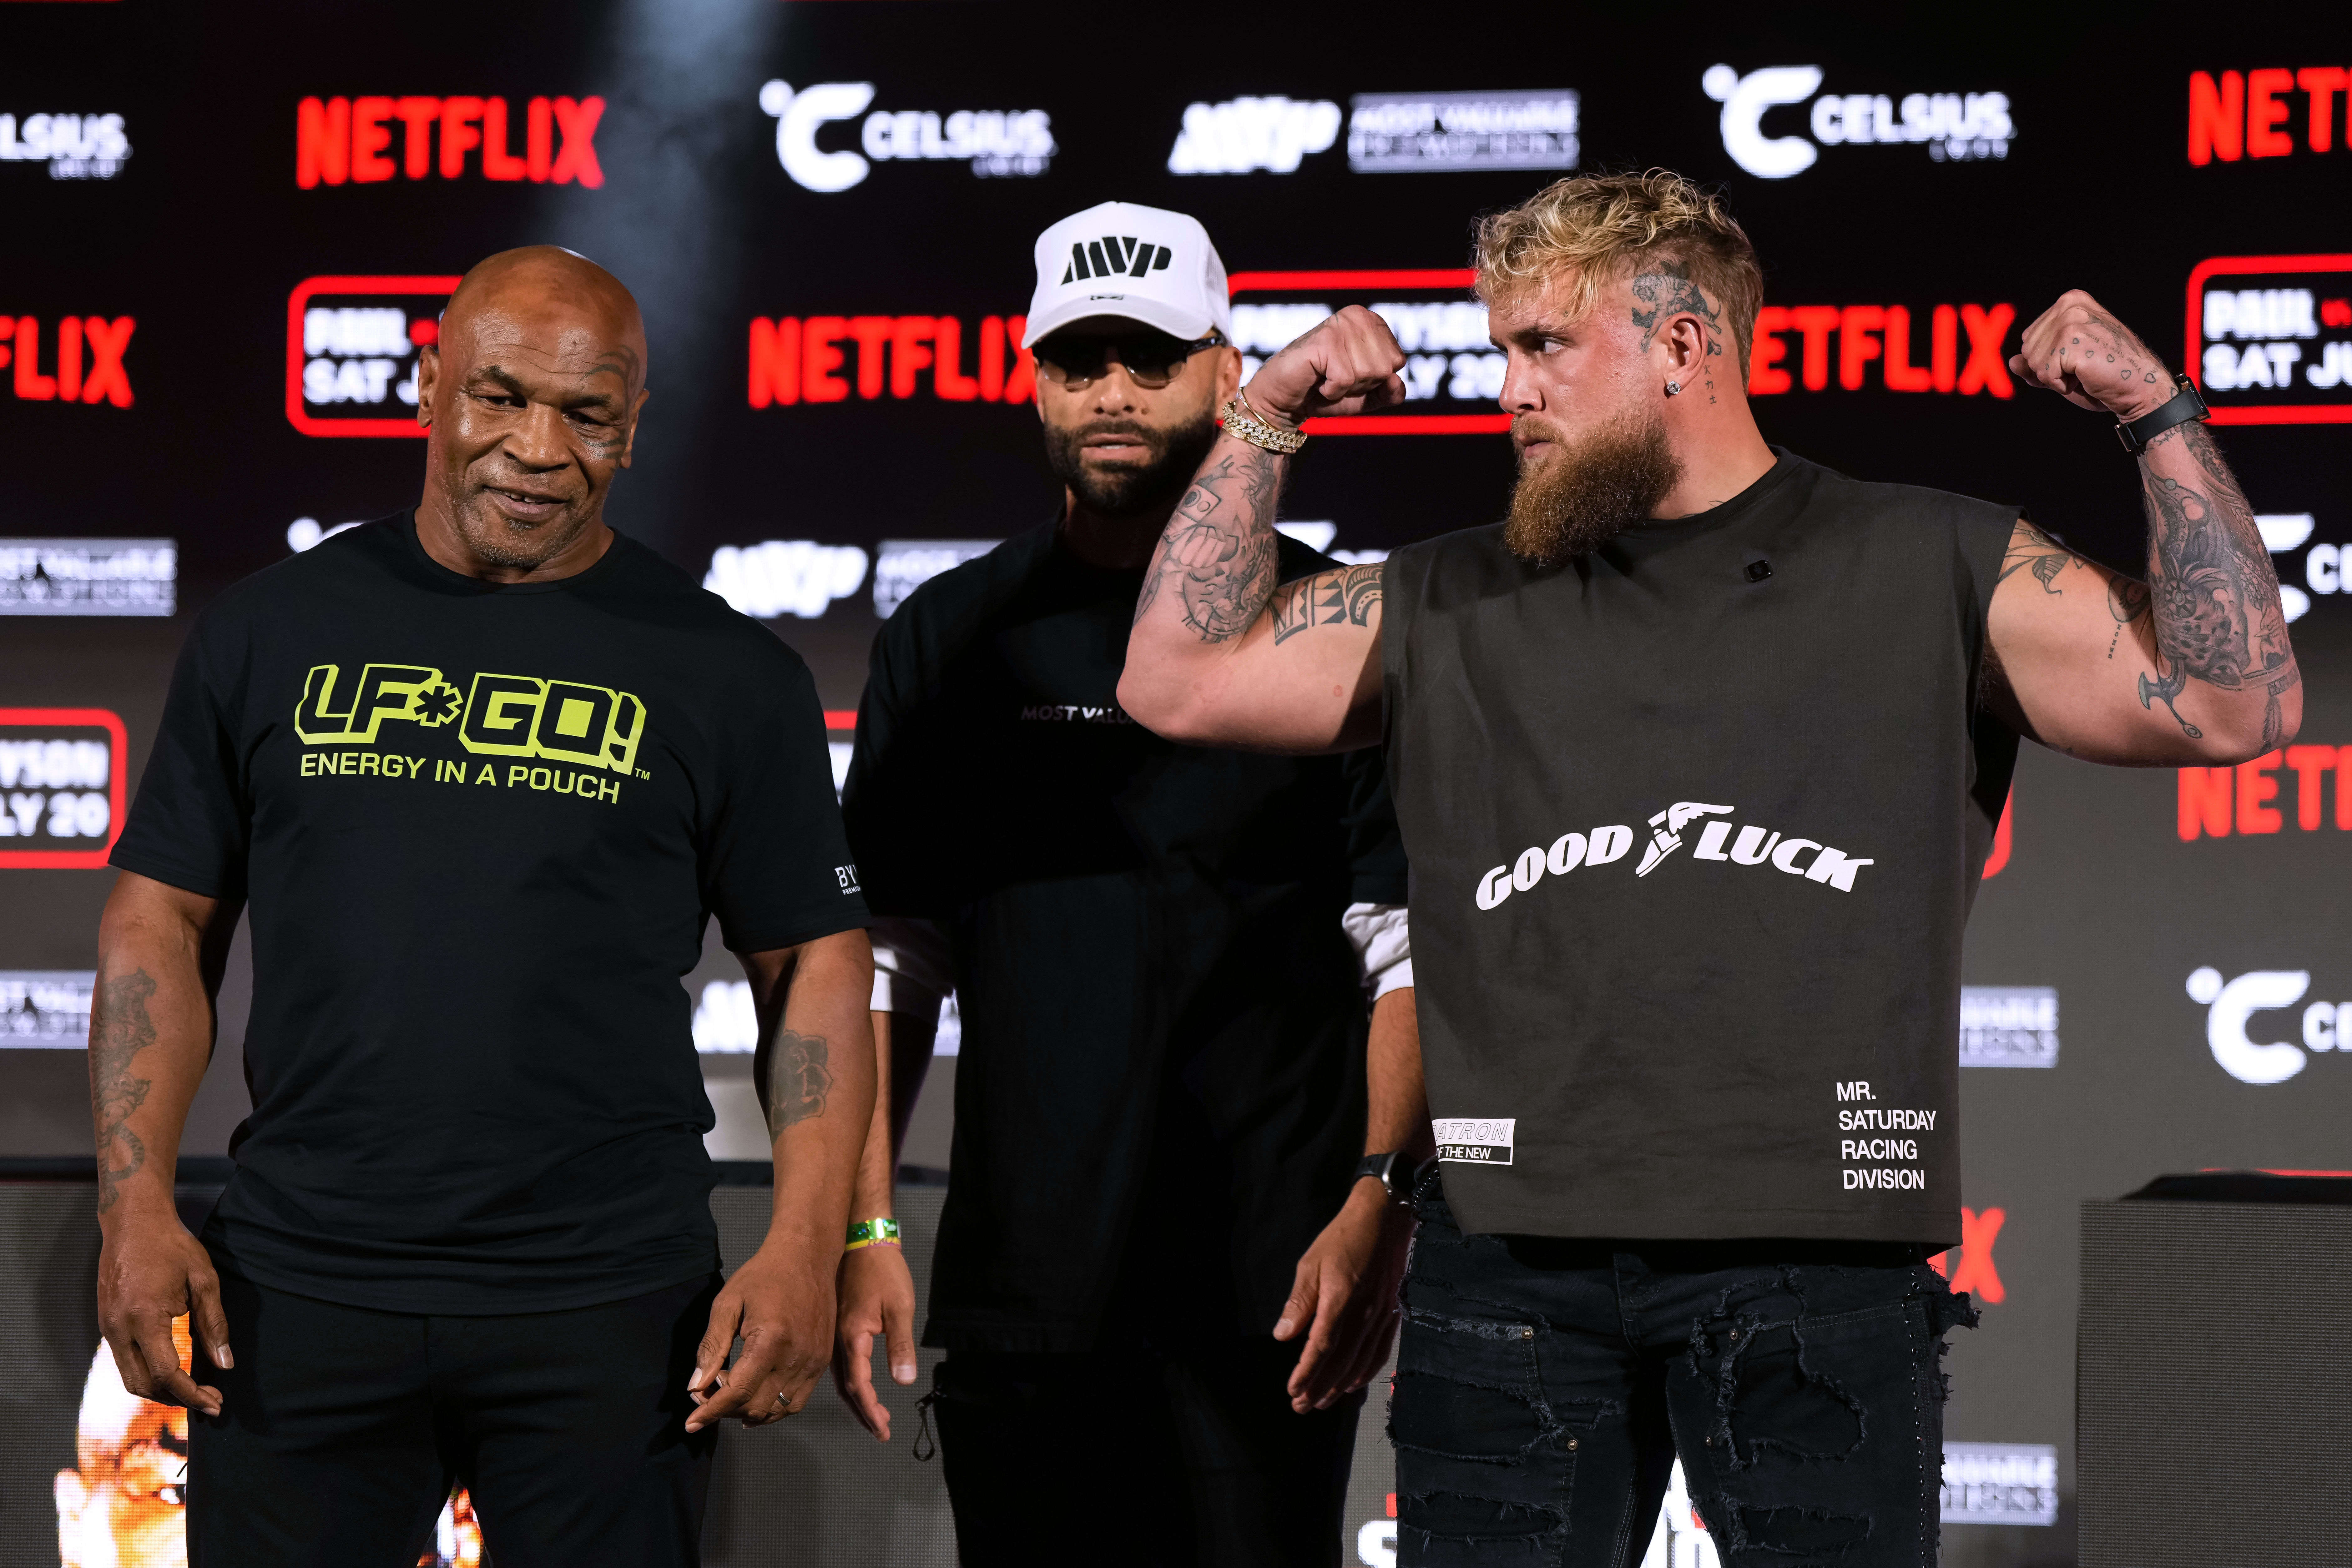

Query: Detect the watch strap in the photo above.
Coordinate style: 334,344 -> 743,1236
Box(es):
2117,373 -> 2210,456
1354,1150 -> 1426,1205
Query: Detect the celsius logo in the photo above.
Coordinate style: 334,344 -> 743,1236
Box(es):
0,113 -> 129,179
1701,65 -> 2015,179
1475,799 -> 1874,910
1167,96 -> 1340,175
2185,966 -> 2352,1085
758,81 -> 1054,192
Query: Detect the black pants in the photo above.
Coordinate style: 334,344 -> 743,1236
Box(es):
189,1268 -> 721,1568
932,1338 -> 1364,1567
1392,1196 -> 1976,1567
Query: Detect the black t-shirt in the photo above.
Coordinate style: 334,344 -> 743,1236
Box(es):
111,515 -> 866,1314
1382,453 -> 2016,1248
842,520 -> 1406,1353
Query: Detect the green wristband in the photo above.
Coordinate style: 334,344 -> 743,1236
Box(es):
845,1216 -> 901,1251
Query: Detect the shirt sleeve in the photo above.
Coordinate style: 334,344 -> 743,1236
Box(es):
1342,902 -> 1414,998
839,592 -> 952,919
109,614 -> 251,900
701,643 -> 870,954
869,915 -> 952,1015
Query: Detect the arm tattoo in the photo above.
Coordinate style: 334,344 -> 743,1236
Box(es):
2137,423 -> 2299,744
1143,447 -> 1286,643
767,1029 -> 833,1135
1997,521 -> 2073,594
90,968 -> 158,1213
1628,261 -> 1724,360
1271,563 -> 1385,645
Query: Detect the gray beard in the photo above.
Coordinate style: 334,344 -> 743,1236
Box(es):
1502,406 -> 1684,567
1045,408 -> 1221,518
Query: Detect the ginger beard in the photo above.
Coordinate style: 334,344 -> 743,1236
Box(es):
1502,400 -> 1684,567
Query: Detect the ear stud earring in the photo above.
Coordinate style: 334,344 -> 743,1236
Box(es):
1664,381 -> 1682,397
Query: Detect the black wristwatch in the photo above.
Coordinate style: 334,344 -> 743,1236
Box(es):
1354,1150 -> 1428,1207
2116,372 -> 2210,456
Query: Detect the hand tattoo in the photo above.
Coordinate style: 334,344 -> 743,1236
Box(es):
768,1030 -> 832,1135
90,968 -> 158,1213
1629,261 -> 1724,359
1271,563 -> 1385,644
2137,423 -> 2299,743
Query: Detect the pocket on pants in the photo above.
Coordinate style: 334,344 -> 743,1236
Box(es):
1392,1310 -> 1575,1560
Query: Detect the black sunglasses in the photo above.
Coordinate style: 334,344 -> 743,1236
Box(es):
1032,329 -> 1227,390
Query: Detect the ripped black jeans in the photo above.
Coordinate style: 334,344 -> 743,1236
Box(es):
1392,1193 -> 1975,1568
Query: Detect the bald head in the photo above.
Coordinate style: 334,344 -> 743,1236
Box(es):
413,246 -> 653,582
443,245 -> 648,394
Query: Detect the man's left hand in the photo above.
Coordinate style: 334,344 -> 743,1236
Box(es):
1275,1181 -> 1413,1414
2009,290 -> 2174,421
832,1242 -> 918,1440
685,1238 -> 837,1431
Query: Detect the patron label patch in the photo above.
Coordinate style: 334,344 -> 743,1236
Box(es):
1432,1117 -> 1514,1164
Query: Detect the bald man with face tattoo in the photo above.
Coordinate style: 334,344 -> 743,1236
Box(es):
90,247 -> 876,1566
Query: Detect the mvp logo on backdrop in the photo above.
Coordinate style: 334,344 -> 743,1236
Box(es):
285,276 -> 458,436
2185,254 -> 2352,425
0,709 -> 125,869
296,95 -> 603,187
1701,65 -> 2015,179
2185,966 -> 2352,1086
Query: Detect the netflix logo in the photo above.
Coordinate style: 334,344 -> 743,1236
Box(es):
748,315 -> 1036,407
296,95 -> 603,188
0,316 -> 134,407
1748,304 -> 2015,398
2178,747 -> 2352,840
2189,69 -> 2352,164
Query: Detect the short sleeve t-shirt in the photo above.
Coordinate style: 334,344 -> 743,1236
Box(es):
111,514 -> 867,1314
1381,453 -> 2017,1249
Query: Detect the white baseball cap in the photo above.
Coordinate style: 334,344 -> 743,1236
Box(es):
1023,201 -> 1233,349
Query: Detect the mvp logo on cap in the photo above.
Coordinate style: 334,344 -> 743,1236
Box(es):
1024,201 -> 1232,348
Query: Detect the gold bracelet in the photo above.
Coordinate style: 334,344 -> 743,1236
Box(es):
1221,393 -> 1308,455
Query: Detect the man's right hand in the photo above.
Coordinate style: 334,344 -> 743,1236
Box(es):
96,1210 -> 229,1415
1241,305 -> 1409,426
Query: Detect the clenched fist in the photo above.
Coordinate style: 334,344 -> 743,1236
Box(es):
2008,290 -> 2175,423
1244,305 -> 1409,426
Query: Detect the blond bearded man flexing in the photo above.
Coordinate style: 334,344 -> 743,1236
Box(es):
1118,172 -> 2296,1567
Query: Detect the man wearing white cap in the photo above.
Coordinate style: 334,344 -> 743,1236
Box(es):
835,202 -> 1425,1565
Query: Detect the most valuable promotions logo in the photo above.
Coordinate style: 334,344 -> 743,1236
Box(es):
0,709 -> 126,868
285,276 -> 457,436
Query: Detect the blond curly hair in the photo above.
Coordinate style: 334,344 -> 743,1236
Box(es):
1474,169 -> 1764,378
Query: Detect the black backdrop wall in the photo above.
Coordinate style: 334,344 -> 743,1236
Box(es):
5,6 -> 2351,1565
